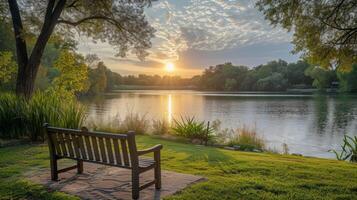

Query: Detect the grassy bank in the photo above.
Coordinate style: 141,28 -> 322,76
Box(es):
1,135 -> 356,200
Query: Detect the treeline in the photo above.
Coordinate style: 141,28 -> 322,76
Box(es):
193,60 -> 357,92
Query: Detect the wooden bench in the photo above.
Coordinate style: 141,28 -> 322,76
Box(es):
44,124 -> 163,199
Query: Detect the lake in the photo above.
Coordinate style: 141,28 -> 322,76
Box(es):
82,90 -> 357,158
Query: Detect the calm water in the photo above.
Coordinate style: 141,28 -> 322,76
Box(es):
82,90 -> 357,158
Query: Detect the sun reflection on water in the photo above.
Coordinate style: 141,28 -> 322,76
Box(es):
168,94 -> 172,125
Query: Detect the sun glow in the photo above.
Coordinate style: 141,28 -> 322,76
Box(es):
165,63 -> 175,72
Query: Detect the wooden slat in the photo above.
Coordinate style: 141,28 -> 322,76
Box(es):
105,138 -> 114,164
72,135 -> 81,158
64,133 -> 74,157
51,133 -> 62,156
78,135 -> 87,160
85,136 -> 94,161
120,139 -> 129,166
98,137 -> 107,163
113,139 -> 122,165
47,127 -> 127,139
57,133 -> 68,156
91,136 -> 101,162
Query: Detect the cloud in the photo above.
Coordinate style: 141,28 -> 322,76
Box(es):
77,0 -> 296,76
146,0 -> 292,61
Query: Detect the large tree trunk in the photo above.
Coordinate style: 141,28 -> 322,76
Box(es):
7,0 -> 29,97
8,0 -> 66,99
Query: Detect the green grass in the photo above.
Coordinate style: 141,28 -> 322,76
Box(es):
0,135 -> 357,200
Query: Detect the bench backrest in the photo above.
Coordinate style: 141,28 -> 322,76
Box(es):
44,124 -> 138,168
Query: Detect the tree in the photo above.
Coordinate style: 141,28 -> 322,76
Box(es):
52,50 -> 89,94
257,0 -> 357,71
2,0 -> 155,98
0,51 -> 17,86
88,62 -> 108,95
338,64 -> 357,92
304,66 -> 336,90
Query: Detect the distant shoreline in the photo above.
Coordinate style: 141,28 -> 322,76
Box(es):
113,85 -> 356,95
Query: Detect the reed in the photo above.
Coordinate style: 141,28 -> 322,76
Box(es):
0,92 -> 86,141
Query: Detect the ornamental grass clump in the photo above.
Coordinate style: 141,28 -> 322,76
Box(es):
0,92 -> 86,141
330,135 -> 357,163
227,126 -> 266,152
172,116 -> 213,145
151,118 -> 170,135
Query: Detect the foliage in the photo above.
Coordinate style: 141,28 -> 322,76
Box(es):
256,0 -> 357,71
330,135 -> 357,162
195,60 -> 313,91
90,113 -> 149,135
304,66 -> 336,90
227,126 -> 266,152
337,64 -> 357,93
2,0 -> 155,97
53,51 -> 89,95
0,92 -> 86,141
256,72 -> 288,91
172,116 -> 213,144
0,51 -> 16,85
1,136 -> 357,199
212,121 -> 266,151
151,119 -> 171,135
120,112 -> 150,135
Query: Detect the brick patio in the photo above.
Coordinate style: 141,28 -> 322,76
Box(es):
28,162 -> 205,200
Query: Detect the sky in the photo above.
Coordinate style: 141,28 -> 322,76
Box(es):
77,0 -> 299,77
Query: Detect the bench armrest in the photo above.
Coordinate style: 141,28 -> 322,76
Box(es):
137,144 -> 163,156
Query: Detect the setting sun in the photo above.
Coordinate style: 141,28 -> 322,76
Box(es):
165,63 -> 175,72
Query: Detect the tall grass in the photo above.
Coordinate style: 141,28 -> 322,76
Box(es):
227,126 -> 266,151
172,116 -> 213,144
90,112 -> 149,135
330,135 -> 357,162
0,92 -> 86,141
151,119 -> 170,135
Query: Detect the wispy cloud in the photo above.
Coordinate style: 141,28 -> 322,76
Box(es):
146,0 -> 291,62
77,0 -> 296,76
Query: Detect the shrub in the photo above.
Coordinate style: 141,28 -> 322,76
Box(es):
151,119 -> 170,135
0,92 -> 86,141
330,135 -> 357,162
172,116 -> 213,145
227,126 -> 266,151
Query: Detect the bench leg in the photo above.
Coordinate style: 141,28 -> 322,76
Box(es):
77,160 -> 83,174
132,171 -> 140,199
154,152 -> 161,189
50,157 -> 58,181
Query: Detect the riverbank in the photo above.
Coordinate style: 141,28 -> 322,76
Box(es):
1,135 -> 356,199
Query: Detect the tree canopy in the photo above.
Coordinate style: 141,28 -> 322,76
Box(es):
256,0 -> 357,71
1,0 -> 155,98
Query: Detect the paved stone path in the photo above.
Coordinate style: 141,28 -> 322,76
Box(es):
28,163 -> 204,200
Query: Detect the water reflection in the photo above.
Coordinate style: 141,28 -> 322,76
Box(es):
167,94 -> 172,125
82,90 -> 357,158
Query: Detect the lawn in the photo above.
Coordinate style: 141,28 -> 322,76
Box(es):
0,135 -> 356,200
